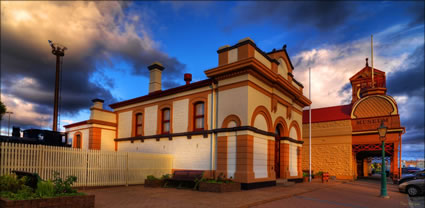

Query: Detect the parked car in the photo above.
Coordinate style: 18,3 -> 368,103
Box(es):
398,171 -> 425,184
399,179 -> 425,197
402,167 -> 422,174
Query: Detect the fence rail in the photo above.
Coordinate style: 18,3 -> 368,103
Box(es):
0,142 -> 173,187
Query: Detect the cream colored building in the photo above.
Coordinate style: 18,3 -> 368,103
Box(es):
65,38 -> 311,189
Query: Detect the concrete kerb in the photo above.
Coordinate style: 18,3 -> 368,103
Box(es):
240,181 -> 344,208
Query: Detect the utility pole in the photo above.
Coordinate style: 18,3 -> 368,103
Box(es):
48,40 -> 67,132
5,111 -> 13,136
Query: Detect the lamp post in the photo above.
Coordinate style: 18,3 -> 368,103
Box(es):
378,121 -> 389,198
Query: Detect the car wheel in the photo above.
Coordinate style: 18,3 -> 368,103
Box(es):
407,185 -> 420,197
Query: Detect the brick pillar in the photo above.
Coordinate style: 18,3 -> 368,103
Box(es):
234,135 -> 254,183
268,140 -> 275,179
281,143 -> 289,178
216,136 -> 228,178
392,143 -> 399,179
89,127 -> 101,150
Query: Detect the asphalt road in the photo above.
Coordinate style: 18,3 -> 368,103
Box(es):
408,196 -> 424,208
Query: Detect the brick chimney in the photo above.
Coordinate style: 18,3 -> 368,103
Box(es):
184,73 -> 192,85
148,62 -> 165,93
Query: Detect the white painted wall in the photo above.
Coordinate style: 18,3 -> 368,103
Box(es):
277,58 -> 288,79
254,50 -> 271,69
253,137 -> 268,178
253,114 -> 268,132
101,129 -> 116,151
172,99 -> 189,133
289,143 -> 298,176
144,105 -> 158,136
90,109 -> 116,123
227,134 -> 237,178
118,111 -> 132,138
118,136 -> 210,170
290,126 -> 298,140
218,86 -> 248,127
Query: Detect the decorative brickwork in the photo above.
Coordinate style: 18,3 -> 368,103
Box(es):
302,143 -> 353,179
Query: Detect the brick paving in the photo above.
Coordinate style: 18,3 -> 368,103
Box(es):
81,179 -> 409,208
255,179 -> 409,208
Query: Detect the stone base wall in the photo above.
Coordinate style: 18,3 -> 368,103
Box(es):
0,195 -> 95,208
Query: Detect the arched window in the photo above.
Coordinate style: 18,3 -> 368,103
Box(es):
193,102 -> 205,131
135,113 -> 143,136
162,108 -> 171,134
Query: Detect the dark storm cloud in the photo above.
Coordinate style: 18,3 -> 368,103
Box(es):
406,1 -> 424,27
1,1 -> 186,129
231,1 -> 357,31
387,44 -> 424,98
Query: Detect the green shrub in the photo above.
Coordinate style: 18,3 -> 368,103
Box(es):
35,181 -> 55,198
315,171 -> 324,176
146,175 -> 159,181
0,174 -> 28,193
160,174 -> 171,180
52,171 -> 77,194
303,172 -> 310,177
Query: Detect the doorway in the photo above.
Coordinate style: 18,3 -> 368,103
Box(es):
275,124 -> 284,178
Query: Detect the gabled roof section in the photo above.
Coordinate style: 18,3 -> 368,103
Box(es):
302,104 -> 352,124
109,79 -> 213,109
267,45 -> 294,70
350,66 -> 385,81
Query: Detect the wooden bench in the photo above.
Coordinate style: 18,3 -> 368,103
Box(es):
164,170 -> 204,189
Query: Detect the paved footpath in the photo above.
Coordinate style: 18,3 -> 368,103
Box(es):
254,180 -> 409,208
81,180 -> 409,208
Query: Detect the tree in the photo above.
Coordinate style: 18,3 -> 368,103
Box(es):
0,101 -> 6,120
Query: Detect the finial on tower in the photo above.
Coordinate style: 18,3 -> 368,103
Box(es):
366,58 -> 369,67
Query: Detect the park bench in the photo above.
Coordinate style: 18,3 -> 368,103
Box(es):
12,170 -> 41,190
163,170 -> 204,189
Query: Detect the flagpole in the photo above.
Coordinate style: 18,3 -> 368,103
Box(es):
309,67 -> 312,182
371,35 -> 374,88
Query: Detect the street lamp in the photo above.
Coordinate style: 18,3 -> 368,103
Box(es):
378,121 -> 389,198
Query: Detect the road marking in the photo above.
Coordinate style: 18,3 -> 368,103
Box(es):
294,196 -> 369,208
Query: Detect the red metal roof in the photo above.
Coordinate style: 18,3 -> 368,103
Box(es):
302,104 -> 352,124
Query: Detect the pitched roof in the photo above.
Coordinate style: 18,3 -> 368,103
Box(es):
302,104 -> 352,124
109,79 -> 213,109
349,66 -> 385,81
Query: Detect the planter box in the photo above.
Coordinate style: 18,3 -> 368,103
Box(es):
0,194 -> 94,208
144,179 -> 164,188
199,182 -> 240,193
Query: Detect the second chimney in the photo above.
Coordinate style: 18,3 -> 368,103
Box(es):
148,62 -> 165,93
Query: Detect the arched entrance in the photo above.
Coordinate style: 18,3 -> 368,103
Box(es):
275,124 -> 284,178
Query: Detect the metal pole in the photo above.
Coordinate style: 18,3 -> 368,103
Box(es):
381,139 -> 389,198
52,55 -> 61,131
309,67 -> 312,182
371,35 -> 375,88
6,112 -> 13,136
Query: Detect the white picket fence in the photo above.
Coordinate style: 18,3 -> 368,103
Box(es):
0,142 -> 173,187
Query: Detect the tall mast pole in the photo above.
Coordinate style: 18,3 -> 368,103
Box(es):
371,35 -> 374,88
48,40 -> 66,132
309,67 -> 312,182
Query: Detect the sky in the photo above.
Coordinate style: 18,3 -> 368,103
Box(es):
0,1 -> 423,160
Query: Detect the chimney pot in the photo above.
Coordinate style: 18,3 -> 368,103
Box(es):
184,73 -> 192,85
91,98 -> 104,109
